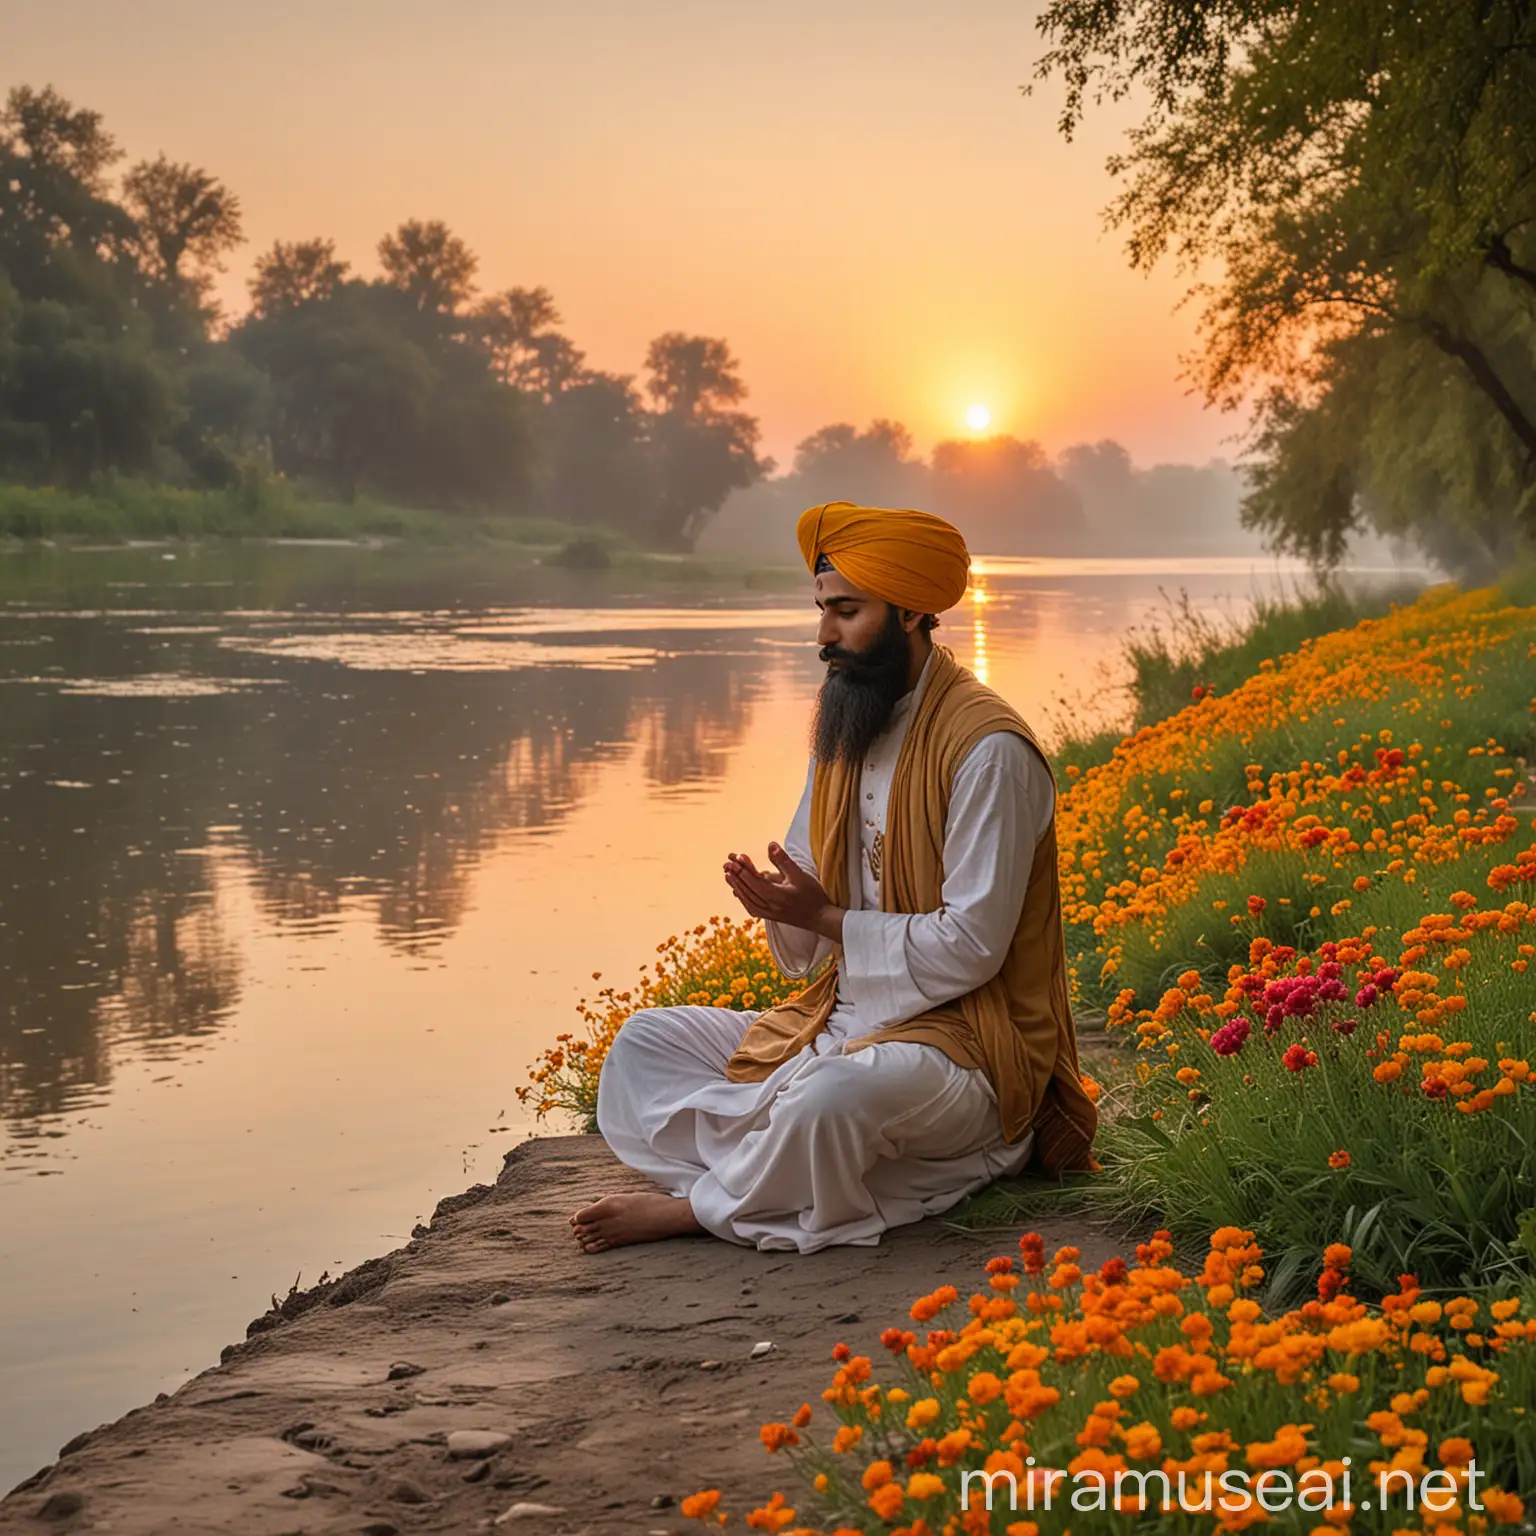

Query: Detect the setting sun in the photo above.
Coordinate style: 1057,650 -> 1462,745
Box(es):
965,403 -> 991,432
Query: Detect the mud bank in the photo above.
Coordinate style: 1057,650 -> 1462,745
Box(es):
1,1136 -> 1120,1535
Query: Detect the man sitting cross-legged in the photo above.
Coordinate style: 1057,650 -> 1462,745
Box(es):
571,500 -> 1097,1254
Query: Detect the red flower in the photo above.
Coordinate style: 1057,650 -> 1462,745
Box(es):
1282,1043 -> 1318,1072
1247,895 -> 1267,916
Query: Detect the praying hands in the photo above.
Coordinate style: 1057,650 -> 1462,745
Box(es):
723,843 -> 845,944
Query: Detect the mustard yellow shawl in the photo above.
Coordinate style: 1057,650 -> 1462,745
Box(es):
726,646 -> 1098,1173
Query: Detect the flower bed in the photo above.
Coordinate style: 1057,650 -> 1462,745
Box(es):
684,1229 -> 1533,1534
1057,586 -> 1534,1010
519,915 -> 808,1129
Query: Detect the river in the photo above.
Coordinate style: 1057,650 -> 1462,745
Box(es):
0,543 -> 1414,1489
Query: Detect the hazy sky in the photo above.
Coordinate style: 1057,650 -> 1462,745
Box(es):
10,0 -> 1235,468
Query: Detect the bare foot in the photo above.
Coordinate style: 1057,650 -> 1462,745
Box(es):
569,1191 -> 704,1253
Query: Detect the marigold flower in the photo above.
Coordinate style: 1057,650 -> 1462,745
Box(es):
1482,1488 -> 1524,1523
1328,1150 -> 1351,1170
682,1489 -> 723,1520
759,1421 -> 798,1453
745,1491 -> 796,1531
968,1371 -> 1004,1404
866,1482 -> 904,1519
1438,1437 -> 1474,1466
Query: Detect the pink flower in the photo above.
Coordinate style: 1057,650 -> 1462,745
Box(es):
1354,984 -> 1379,1009
1210,1018 -> 1252,1057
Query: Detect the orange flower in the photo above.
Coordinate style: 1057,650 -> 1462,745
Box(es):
862,1460 -> 895,1492
760,1422 -> 799,1453
1328,1150 -> 1351,1170
682,1489 -> 723,1520
968,1371 -> 1004,1404
745,1491 -> 797,1531
1483,1488 -> 1524,1523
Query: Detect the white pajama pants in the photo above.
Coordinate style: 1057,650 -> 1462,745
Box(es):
595,1006 -> 1032,1252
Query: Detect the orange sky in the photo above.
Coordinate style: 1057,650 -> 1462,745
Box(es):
10,0 -> 1234,468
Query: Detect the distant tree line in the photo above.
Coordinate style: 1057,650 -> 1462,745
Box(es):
702,420 -> 1264,562
1030,0 -> 1536,575
0,85 -> 765,549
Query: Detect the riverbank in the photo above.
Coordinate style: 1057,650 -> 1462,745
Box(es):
0,1136 -> 1121,1533
0,482 -> 807,590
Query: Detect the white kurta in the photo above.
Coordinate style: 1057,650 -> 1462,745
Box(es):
596,654 -> 1054,1252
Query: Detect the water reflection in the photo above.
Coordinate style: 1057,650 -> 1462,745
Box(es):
0,603 -> 775,1137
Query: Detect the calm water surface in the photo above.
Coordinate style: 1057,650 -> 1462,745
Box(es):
0,544 -> 1412,1487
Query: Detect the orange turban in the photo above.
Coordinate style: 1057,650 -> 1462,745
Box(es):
796,501 -> 970,614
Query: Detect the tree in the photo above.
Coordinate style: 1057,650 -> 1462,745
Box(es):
641,332 -> 766,548
248,238 -> 350,317
474,286 -> 563,385
232,281 -> 532,506
6,299 -> 179,481
644,332 -> 747,418
535,370 -> 650,523
931,435 -> 1087,554
792,419 -> 923,506
121,154 -> 243,292
0,86 -> 132,295
1031,0 -> 1536,566
377,219 -> 477,314
0,84 -> 118,191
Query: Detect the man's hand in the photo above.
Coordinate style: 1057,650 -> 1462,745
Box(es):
723,843 -> 845,943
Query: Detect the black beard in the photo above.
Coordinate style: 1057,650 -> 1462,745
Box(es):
812,608 -> 912,765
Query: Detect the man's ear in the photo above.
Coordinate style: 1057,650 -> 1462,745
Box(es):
899,608 -> 925,634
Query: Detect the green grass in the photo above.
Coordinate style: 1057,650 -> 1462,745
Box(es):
0,476 -> 657,551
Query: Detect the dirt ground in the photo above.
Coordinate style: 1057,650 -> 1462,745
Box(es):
0,1136 -> 1123,1535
